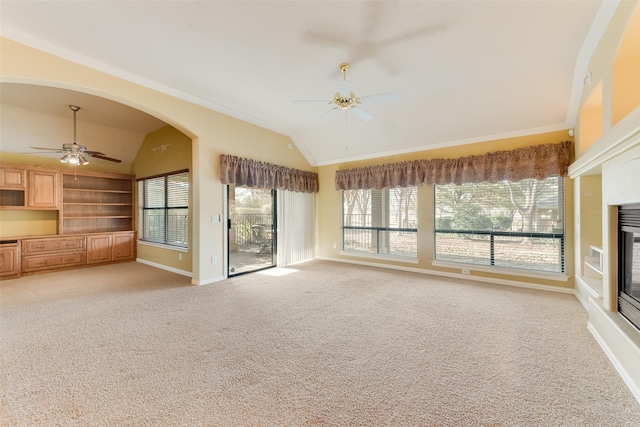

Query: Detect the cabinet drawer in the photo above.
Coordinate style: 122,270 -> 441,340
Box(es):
22,237 -> 86,255
22,252 -> 85,273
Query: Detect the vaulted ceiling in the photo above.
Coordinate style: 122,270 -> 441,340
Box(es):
1,1 -> 606,166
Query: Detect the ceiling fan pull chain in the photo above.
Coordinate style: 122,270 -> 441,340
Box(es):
345,111 -> 349,151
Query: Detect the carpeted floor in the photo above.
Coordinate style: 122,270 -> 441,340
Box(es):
1,260 -> 639,426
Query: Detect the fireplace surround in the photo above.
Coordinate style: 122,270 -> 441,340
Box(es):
619,204 -> 640,331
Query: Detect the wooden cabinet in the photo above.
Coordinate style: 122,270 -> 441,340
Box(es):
19,232 -> 135,275
0,241 -> 20,279
28,170 -> 60,209
62,171 -> 134,234
0,168 -> 26,188
0,164 -> 59,209
87,232 -> 136,264
22,252 -> 86,273
113,232 -> 136,261
0,165 -> 27,208
87,234 -> 112,264
21,236 -> 86,273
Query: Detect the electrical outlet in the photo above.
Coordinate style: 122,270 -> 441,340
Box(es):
179,253 -> 183,261
211,256 -> 217,264
333,243 -> 337,249
461,268 -> 470,275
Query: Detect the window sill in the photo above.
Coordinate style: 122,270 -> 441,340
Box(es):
431,260 -> 569,282
340,251 -> 419,264
138,240 -> 189,253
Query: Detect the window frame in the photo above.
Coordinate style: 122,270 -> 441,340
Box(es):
137,169 -> 189,249
433,176 -> 566,275
341,186 -> 418,260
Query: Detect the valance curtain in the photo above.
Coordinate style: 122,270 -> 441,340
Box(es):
220,154 -> 319,193
335,141 -> 572,190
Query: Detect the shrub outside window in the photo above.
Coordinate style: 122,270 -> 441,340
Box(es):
342,187 -> 418,258
434,176 -> 564,273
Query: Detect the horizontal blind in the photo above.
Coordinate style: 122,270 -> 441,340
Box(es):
138,171 -> 189,247
167,171 -> 189,246
434,176 -> 564,273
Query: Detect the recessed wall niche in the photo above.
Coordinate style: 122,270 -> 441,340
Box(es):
612,3 -> 640,126
578,80 -> 603,155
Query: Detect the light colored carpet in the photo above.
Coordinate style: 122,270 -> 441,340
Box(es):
1,260 -> 639,426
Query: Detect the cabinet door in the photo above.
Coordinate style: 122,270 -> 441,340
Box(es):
112,233 -> 135,261
0,244 -> 20,277
28,170 -> 60,209
87,235 -> 112,264
0,168 -> 26,189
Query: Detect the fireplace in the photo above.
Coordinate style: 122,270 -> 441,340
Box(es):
618,204 -> 640,331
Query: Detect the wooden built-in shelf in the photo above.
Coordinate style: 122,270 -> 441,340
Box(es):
61,172 -> 134,235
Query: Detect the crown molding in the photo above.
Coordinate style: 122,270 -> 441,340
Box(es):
313,123 -> 571,167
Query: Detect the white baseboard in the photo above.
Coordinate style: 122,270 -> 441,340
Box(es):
191,275 -> 226,286
588,320 -> 640,405
315,256 -> 574,294
136,258 -> 192,278
136,258 -> 226,285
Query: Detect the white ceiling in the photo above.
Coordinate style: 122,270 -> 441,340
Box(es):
0,1 -> 606,166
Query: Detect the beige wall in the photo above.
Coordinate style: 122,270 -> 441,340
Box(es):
316,130 -> 575,289
131,125 -> 193,273
0,209 -> 58,237
1,37 -> 314,284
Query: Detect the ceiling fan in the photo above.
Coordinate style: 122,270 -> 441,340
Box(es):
28,105 -> 122,164
294,63 -> 397,123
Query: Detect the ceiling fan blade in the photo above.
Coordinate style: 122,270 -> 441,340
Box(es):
30,146 -> 65,151
294,99 -> 331,104
357,92 -> 398,102
316,107 -> 339,124
84,150 -> 106,156
302,30 -> 350,47
22,151 -> 63,155
350,107 -> 373,122
89,154 -> 122,163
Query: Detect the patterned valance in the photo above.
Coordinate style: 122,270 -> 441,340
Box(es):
335,141 -> 572,190
220,154 -> 318,193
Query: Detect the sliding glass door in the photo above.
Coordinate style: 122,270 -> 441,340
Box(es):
227,184 -> 276,276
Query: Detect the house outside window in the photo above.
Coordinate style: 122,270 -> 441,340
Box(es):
434,176 -> 564,273
138,170 -> 189,248
342,186 -> 417,258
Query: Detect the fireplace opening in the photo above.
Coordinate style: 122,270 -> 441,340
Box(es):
618,204 -> 640,331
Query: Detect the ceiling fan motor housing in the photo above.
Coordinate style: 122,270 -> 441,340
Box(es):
332,92 -> 361,110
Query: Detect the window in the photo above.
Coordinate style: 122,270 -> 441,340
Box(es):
342,187 -> 417,258
434,176 -> 564,273
138,170 -> 189,248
